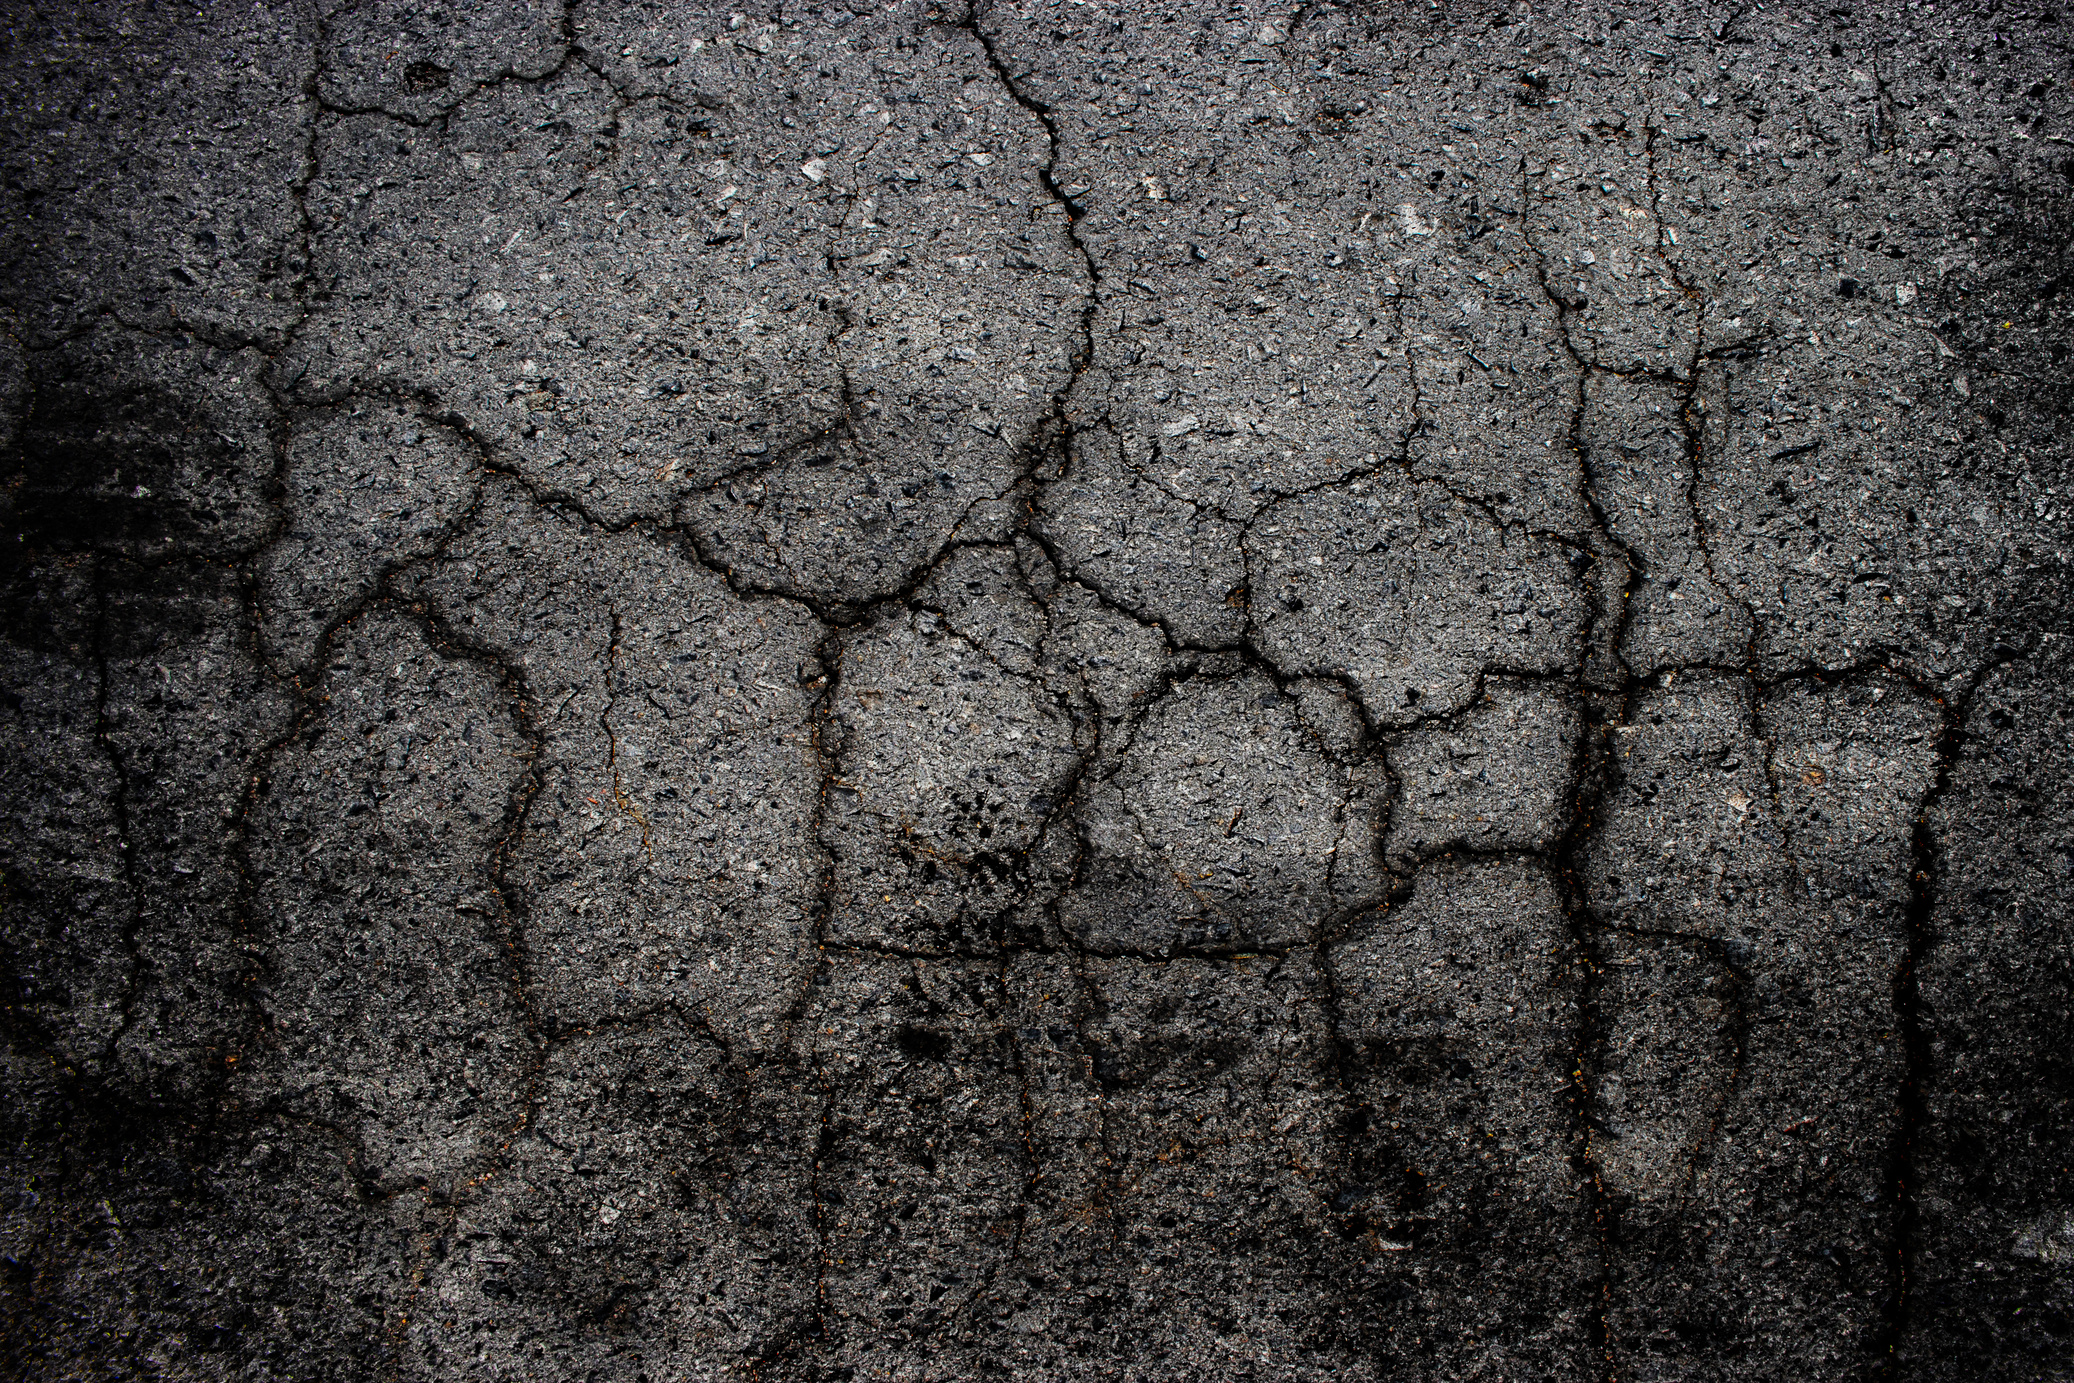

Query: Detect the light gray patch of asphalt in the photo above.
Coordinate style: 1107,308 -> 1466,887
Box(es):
0,2 -> 2068,1379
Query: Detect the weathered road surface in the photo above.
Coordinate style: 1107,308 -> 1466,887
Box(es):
2,2 -> 2070,1379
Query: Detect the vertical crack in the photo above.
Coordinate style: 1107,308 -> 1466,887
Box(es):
400,587 -> 551,1090
1524,191 -> 1640,695
783,622 -> 850,1363
785,626 -> 846,1045
1641,116 -> 1763,671
1548,703 -> 1625,1383
958,1 -> 1103,400
1874,646 -> 2022,1377
384,584 -> 553,1370
222,430 -> 491,1087
1522,151 -> 1643,1383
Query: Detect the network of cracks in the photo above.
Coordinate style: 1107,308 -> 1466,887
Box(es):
2,0 -> 2069,1378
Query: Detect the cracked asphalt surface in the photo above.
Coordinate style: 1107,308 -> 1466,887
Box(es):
1,2 -> 2070,1378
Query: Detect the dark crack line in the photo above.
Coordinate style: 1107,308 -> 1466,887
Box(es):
1869,641 -> 2028,1378
1603,924 -> 1753,1220
220,436 -> 496,1089
383,581 -> 554,1366
308,0 -> 589,133
783,622 -> 847,1051
1521,149 -> 1649,1383
1636,113 -> 1769,679
1548,697 -> 1627,1383
11,14 -> 2057,1375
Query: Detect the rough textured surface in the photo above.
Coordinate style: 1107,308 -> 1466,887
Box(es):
1,2 -> 2069,1379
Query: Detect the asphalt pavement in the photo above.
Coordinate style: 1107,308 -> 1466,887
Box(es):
1,2 -> 2069,1378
